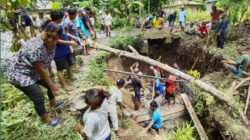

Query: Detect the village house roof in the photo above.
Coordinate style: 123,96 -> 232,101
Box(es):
164,0 -> 203,8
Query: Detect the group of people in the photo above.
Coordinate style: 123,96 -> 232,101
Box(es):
136,5 -> 229,49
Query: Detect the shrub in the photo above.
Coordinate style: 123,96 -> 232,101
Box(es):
87,60 -> 109,86
185,9 -> 210,21
106,34 -> 134,50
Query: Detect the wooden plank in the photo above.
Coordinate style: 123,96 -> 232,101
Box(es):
244,85 -> 250,115
136,105 -> 186,122
161,110 -> 188,121
181,94 -> 209,140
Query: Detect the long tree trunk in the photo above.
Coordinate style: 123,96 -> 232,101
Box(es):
93,42 -> 229,102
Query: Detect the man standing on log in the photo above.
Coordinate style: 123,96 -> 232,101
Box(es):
221,48 -> 249,80
142,101 -> 162,134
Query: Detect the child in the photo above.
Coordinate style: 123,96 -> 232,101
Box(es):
154,91 -> 162,107
135,16 -> 141,29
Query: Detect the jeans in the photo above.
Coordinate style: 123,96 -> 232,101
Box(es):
217,34 -> 225,49
15,79 -> 55,116
227,64 -> 244,79
185,31 -> 195,36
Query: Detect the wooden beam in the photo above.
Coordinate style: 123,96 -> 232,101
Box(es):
181,94 -> 209,140
136,105 -> 186,122
244,85 -> 250,115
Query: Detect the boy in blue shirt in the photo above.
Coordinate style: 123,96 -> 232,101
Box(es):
50,10 -> 78,92
155,79 -> 164,95
143,101 -> 162,134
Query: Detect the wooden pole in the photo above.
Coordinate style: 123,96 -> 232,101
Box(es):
181,94 -> 209,140
104,69 -> 185,81
244,85 -> 250,115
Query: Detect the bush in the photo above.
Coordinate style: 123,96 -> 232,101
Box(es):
106,34 -> 134,50
87,60 -> 109,86
185,9 -> 210,21
94,51 -> 112,64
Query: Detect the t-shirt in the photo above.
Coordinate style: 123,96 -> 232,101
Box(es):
165,75 -> 176,93
107,86 -> 123,114
211,9 -> 224,23
100,14 -> 104,24
63,18 -> 78,38
135,19 -> 140,23
104,14 -> 112,25
132,77 -> 142,92
151,108 -> 162,129
153,17 -> 163,28
167,13 -> 176,22
179,10 -> 186,22
83,99 -> 110,140
198,26 -> 209,32
76,16 -> 88,37
217,18 -> 229,35
154,69 -> 161,78
54,25 -> 71,58
144,17 -> 151,25
90,17 -> 95,26
186,25 -> 197,31
82,14 -> 92,30
155,79 -> 164,94
235,54 -> 249,70
7,36 -> 55,87
157,10 -> 165,18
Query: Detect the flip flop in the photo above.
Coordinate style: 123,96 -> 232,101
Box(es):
64,86 -> 74,92
53,100 -> 66,110
71,75 -> 79,81
43,117 -> 64,127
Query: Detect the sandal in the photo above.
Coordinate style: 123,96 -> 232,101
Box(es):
53,100 -> 66,110
71,75 -> 79,81
64,87 -> 74,92
43,117 -> 64,127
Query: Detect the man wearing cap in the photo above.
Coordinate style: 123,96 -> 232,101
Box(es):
221,48 -> 249,80
82,6 -> 94,54
217,13 -> 228,49
153,14 -> 164,29
143,16 -> 154,29
179,6 -> 186,31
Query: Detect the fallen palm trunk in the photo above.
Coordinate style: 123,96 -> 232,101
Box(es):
93,42 -> 229,103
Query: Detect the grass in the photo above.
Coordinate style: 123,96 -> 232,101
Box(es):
105,34 -> 135,50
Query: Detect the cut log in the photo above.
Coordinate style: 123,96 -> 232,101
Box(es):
181,94 -> 209,140
244,85 -> 250,115
93,42 -> 229,103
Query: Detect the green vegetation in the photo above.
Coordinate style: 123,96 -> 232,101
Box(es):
186,70 -> 200,87
87,60 -> 110,86
186,10 -> 210,21
106,34 -> 135,50
165,122 -> 197,140
94,50 -> 112,64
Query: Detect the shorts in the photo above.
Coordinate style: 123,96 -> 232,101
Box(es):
179,21 -> 185,28
144,120 -> 160,130
166,20 -> 173,29
146,24 -> 151,29
105,25 -> 111,32
86,29 -> 93,40
101,24 -> 105,31
54,53 -> 75,71
165,92 -> 175,101
134,90 -> 141,102
21,15 -> 34,27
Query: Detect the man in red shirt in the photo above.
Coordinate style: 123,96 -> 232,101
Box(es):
197,22 -> 210,38
165,75 -> 177,106
206,5 -> 224,47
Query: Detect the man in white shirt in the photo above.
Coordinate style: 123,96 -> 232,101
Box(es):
107,79 -> 126,136
104,10 -> 112,37
99,10 -> 105,33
